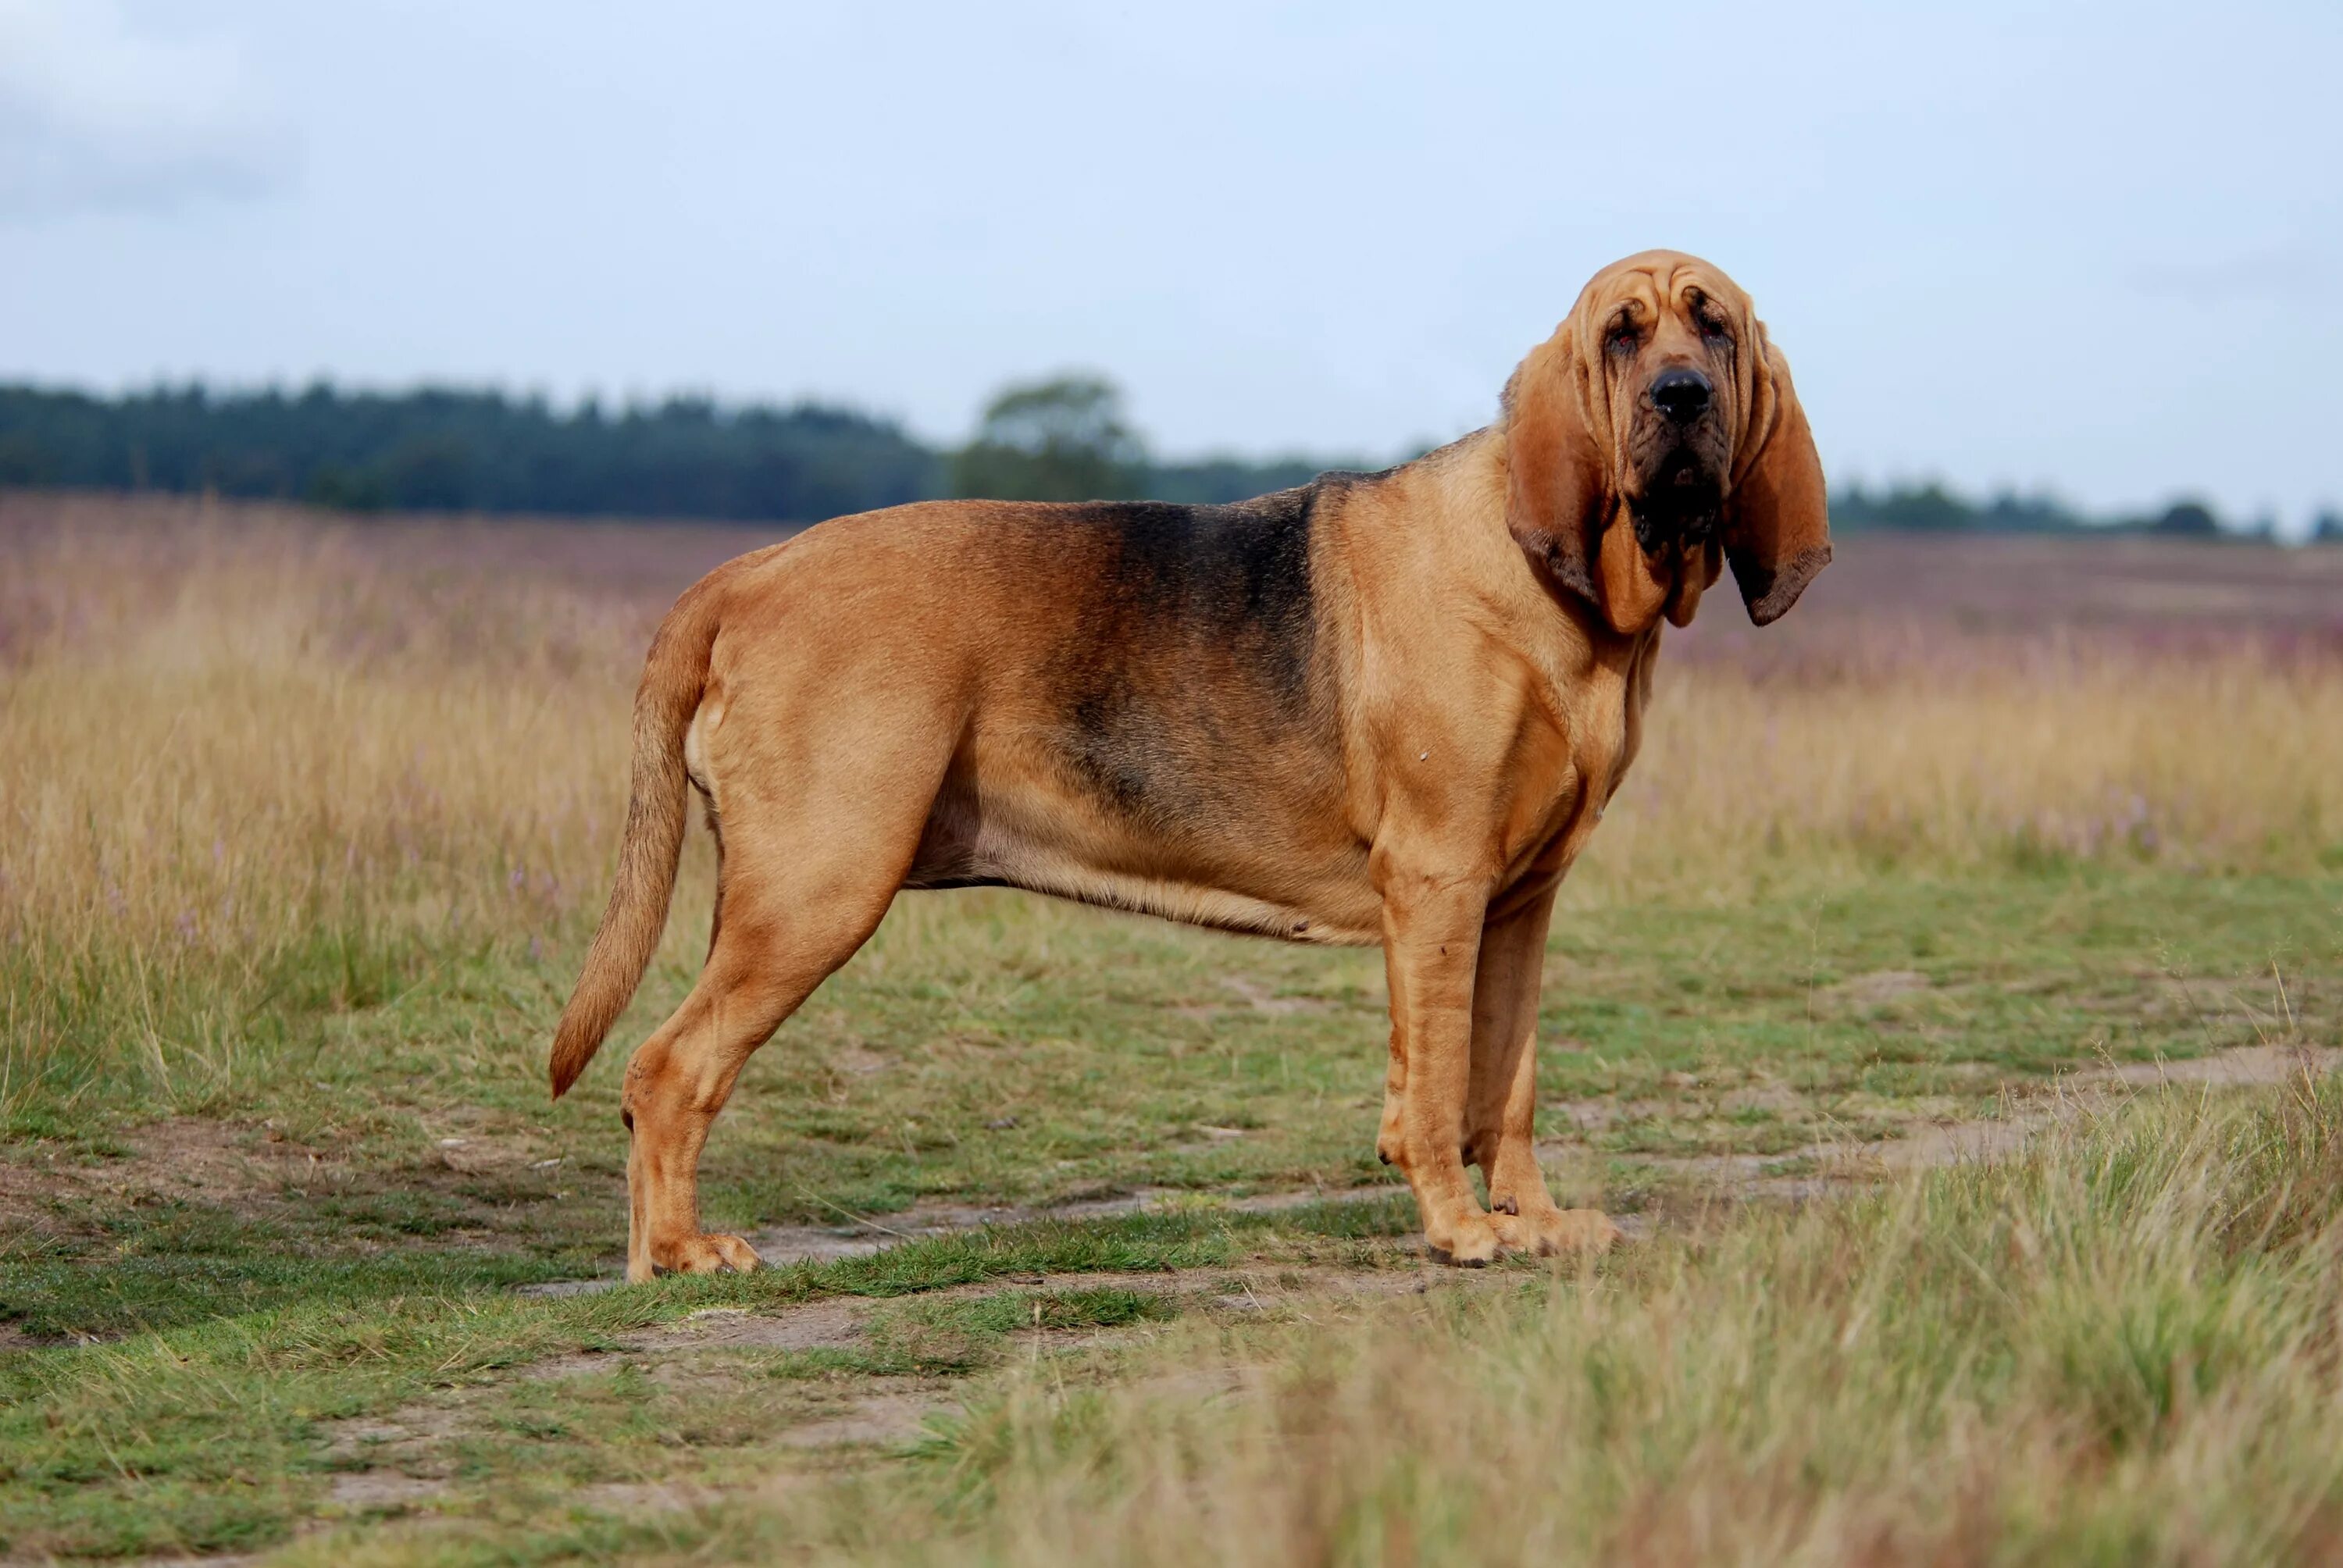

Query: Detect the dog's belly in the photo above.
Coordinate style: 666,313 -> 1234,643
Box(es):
901,782 -> 1383,946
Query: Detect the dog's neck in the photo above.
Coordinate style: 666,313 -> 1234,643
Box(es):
1332,426 -> 1660,672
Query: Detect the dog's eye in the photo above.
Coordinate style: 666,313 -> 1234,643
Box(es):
1606,316 -> 1640,355
1696,309 -> 1731,340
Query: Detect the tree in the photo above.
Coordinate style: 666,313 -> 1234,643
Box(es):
2313,510 -> 2343,546
2150,498 -> 2223,536
950,373 -> 1146,502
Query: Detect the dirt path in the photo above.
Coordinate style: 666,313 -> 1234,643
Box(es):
311,1260 -> 1453,1540
1585,1043 -> 2343,1203
507,1042 -> 2343,1294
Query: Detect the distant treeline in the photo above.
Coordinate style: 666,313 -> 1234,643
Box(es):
0,381 -> 1332,519
1831,480 -> 2342,541
0,380 -> 2334,539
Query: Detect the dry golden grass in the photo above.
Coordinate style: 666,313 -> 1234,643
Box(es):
0,515 -> 651,1114
3,520 -> 635,950
1603,640 -> 2343,891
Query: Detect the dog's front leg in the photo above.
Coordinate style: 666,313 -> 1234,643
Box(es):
1378,866 -> 1499,1267
1465,886 -> 1619,1257
1375,1017 -> 1408,1171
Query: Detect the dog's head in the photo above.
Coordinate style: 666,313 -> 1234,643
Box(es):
1503,251 -> 1829,633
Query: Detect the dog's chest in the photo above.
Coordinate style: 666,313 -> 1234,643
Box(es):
1507,655 -> 1646,884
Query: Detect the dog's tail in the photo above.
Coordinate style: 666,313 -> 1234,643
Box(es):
549,582 -> 722,1099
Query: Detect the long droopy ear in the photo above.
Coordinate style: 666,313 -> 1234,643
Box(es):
1503,332 -> 1609,612
1723,330 -> 1831,625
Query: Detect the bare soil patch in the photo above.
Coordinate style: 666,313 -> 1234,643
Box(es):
2097,1043 -> 2338,1087
0,1114 -> 569,1245
1855,1045 -> 2341,1171
516,1182 -> 1413,1295
1825,969 -> 1933,1007
1602,1045 -> 2343,1197
0,1117 -> 345,1232
325,1263 -> 1431,1521
775,1392 -> 943,1449
522,1303 -> 867,1381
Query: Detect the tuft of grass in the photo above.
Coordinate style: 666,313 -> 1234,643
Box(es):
0,1231 -> 587,1342
856,1287 -> 1180,1374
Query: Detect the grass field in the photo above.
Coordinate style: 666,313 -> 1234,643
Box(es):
3,491 -> 2341,1563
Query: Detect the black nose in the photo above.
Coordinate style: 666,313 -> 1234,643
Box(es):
1649,367 -> 1712,425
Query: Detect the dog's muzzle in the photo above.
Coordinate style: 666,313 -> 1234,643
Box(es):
1632,444 -> 1724,554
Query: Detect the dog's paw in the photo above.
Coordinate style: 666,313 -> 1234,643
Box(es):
1490,1205 -> 1620,1257
1423,1212 -> 1500,1268
646,1232 -> 763,1278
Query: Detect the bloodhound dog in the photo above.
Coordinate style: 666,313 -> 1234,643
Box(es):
551,250 -> 1828,1276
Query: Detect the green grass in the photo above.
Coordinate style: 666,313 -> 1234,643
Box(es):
23,864 -> 2332,1193
0,1206 -> 1369,1559
2,866 -> 2338,1560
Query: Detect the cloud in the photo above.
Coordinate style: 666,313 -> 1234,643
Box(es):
0,0 -> 294,219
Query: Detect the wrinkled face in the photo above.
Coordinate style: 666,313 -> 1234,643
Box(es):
1503,249 -> 1828,633
1584,258 -> 1748,555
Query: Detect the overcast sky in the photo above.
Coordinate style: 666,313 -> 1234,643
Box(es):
2,1 -> 2338,531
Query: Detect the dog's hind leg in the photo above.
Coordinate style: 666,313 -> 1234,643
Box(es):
618,727 -> 944,1282
620,925 -> 821,1281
